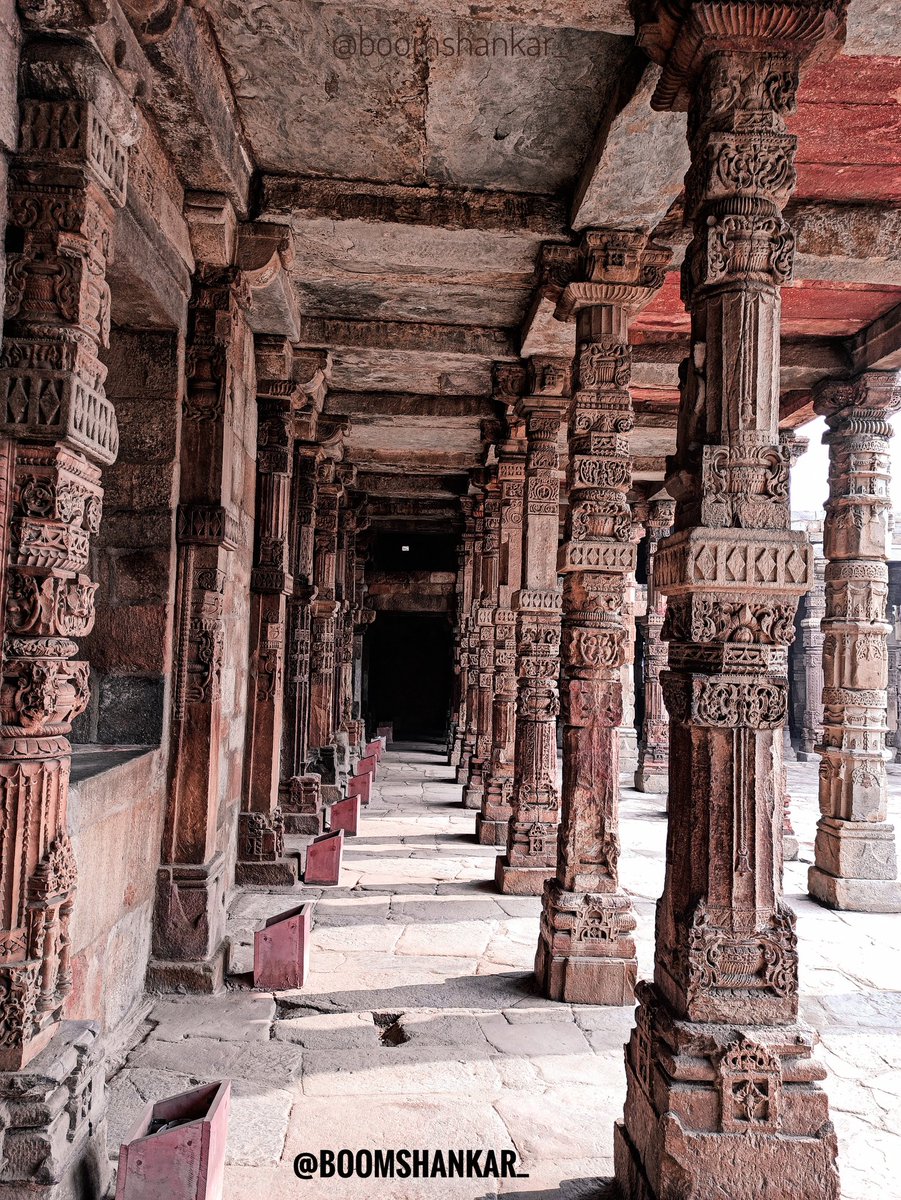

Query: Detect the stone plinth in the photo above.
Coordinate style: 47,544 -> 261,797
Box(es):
0,1023 -> 109,1200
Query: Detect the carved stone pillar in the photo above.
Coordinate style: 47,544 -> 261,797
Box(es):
794,552 -> 826,759
534,231 -> 669,1005
496,358 -> 569,894
0,29 -> 134,1192
456,492 -> 484,784
450,497 -> 477,767
308,460 -> 341,771
810,372 -> 901,912
619,507 -> 643,778
237,337 -> 301,886
280,441 -> 321,832
479,393 -> 527,846
635,498 -> 676,793
0,30 -> 130,1080
463,470 -> 500,809
615,6 -> 844,1196
153,233 -> 249,991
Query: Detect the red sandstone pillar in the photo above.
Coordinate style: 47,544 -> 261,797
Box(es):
238,338 -> 327,885
496,358 -> 570,894
634,496 -> 675,794
534,231 -> 669,1005
615,5 -> 845,1194
0,33 -> 131,1072
810,372 -> 901,911
280,440 -> 322,831
308,452 -> 344,777
153,200 -> 252,991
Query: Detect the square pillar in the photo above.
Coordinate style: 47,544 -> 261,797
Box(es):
534,231 -> 670,1005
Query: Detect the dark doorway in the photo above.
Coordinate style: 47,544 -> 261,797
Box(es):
365,612 -> 454,740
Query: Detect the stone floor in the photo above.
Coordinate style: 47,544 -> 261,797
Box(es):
107,744 -> 901,1199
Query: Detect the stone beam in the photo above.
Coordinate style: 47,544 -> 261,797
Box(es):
571,57 -> 689,233
298,317 -> 517,359
325,393 -> 498,420
121,4 -> 253,213
849,301 -> 901,374
628,337 -> 850,393
356,472 -> 469,497
258,176 -> 568,237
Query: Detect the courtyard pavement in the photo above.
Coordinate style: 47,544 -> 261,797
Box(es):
107,745 -> 901,1199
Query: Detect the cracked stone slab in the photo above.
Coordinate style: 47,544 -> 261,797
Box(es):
146,992 -> 277,1042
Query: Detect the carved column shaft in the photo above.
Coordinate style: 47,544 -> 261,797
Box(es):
449,497 -> 477,767
0,47 -> 129,1069
308,465 -> 341,764
794,551 -> 826,758
479,415 -> 527,845
457,494 -> 485,785
810,372 -> 901,911
535,232 -> 668,1005
635,498 -> 676,793
497,360 -> 569,895
154,258 -> 247,983
237,336 -> 299,886
616,9 -> 845,1197
463,472 -> 500,809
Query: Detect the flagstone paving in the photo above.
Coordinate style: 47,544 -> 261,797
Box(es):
107,744 -> 901,1199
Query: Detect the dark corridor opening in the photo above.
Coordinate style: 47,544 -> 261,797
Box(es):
365,612 -> 454,741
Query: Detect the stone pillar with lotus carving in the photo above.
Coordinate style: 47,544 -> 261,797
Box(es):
810,371 -> 901,912
534,231 -> 670,1004
635,497 -> 675,793
497,357 -> 569,894
615,5 -> 845,1196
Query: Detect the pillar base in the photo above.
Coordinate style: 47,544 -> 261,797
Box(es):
784,833 -> 800,862
633,764 -> 668,794
462,784 -> 483,810
615,983 -> 839,1200
495,855 -> 553,896
475,815 -> 508,846
808,865 -> 901,912
618,728 -> 638,779
281,775 -> 324,836
534,881 -> 637,1005
0,1022 -> 110,1200
235,855 -> 299,887
146,943 -> 227,994
283,812 -> 323,836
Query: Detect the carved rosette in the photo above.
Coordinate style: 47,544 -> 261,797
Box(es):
810,373 -> 901,906
534,231 -> 669,1002
0,44 -> 135,1068
617,6 -> 845,1198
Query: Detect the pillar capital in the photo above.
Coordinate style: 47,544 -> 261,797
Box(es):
555,230 -> 671,323
814,369 -> 901,424
634,0 -> 847,113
